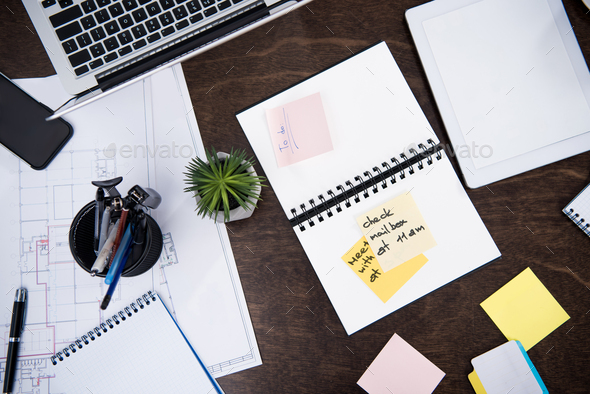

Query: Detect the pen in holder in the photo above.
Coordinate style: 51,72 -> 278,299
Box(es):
69,177 -> 163,279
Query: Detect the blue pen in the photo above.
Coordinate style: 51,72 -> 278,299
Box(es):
104,225 -> 133,285
100,243 -> 132,310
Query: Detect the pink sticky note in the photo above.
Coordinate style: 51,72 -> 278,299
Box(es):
357,334 -> 445,394
265,92 -> 333,167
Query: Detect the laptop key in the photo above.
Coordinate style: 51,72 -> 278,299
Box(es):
118,45 -> 132,56
76,33 -> 92,47
49,5 -> 82,28
175,19 -> 188,30
104,52 -> 118,62
81,15 -> 97,29
89,42 -> 106,57
90,26 -> 106,40
189,13 -> 202,23
161,26 -> 175,36
159,0 -> 175,10
68,49 -> 91,67
74,64 -> 90,76
203,6 -> 216,17
42,0 -> 57,8
218,0 -> 230,10
118,30 -> 134,44
81,0 -> 98,13
176,0 -> 188,3
231,0 -> 242,3
104,20 -> 120,35
62,39 -> 78,54
131,25 -> 147,38
138,0 -> 151,4
132,38 -> 146,50
118,14 -> 134,28
186,1 -> 201,13
146,32 -> 160,42
145,18 -> 160,32
159,12 -> 173,26
104,37 -> 119,51
97,0 -> 111,6
108,3 -> 125,17
58,0 -> 74,8
123,0 -> 138,11
172,5 -> 187,20
146,2 -> 161,16
56,21 -> 82,41
132,8 -> 147,22
89,58 -> 104,69
200,0 -> 214,6
95,9 -> 110,23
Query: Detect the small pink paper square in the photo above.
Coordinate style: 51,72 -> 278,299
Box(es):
357,334 -> 445,394
265,92 -> 333,167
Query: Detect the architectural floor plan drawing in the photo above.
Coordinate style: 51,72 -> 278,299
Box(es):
0,65 -> 261,393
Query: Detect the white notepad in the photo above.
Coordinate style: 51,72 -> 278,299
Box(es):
469,341 -> 548,394
49,292 -> 224,393
236,42 -> 501,334
563,183 -> 590,236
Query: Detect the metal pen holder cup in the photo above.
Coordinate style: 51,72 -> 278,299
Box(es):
69,201 -> 163,277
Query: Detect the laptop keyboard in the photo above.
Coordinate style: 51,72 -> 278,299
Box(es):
42,0 -> 245,77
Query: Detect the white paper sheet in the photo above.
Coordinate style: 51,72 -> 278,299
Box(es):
0,65 -> 261,393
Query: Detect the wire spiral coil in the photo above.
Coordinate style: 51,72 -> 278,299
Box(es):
289,140 -> 443,231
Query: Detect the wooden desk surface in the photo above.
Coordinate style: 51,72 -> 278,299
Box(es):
1,0 -> 589,392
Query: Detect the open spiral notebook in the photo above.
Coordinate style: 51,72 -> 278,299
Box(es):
236,41 -> 501,335
49,292 -> 224,393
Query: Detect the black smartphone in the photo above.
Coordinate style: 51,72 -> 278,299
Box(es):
0,72 -> 73,170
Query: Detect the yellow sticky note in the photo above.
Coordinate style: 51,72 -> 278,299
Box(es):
480,267 -> 570,351
356,192 -> 436,272
467,372 -> 487,394
341,237 -> 428,303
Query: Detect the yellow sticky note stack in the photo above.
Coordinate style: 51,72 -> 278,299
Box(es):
341,236 -> 428,303
356,192 -> 436,272
480,267 -> 570,351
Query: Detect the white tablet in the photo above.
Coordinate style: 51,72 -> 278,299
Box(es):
406,0 -> 590,188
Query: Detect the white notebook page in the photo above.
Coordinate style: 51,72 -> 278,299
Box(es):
50,294 -> 222,394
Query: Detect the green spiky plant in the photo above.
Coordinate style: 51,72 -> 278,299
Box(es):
183,147 -> 266,222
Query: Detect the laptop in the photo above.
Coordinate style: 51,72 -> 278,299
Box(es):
22,0 -> 311,119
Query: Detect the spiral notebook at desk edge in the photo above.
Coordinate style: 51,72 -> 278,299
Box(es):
236,41 -> 501,335
49,291 -> 224,393
563,183 -> 590,236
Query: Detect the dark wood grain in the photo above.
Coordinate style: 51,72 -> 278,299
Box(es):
1,0 -> 590,392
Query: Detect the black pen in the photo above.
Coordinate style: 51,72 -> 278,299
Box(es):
3,288 -> 27,394
94,187 -> 105,254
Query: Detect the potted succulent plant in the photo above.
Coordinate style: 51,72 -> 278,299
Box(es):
183,147 -> 266,223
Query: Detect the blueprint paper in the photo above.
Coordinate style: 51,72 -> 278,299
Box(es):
0,65 -> 261,393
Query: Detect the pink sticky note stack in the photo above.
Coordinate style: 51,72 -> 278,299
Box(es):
358,333 -> 445,394
265,92 -> 333,167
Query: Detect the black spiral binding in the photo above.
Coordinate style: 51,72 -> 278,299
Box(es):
289,140 -> 444,231
564,208 -> 590,236
50,291 -> 157,365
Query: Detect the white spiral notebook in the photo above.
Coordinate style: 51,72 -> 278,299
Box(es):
236,41 -> 501,335
563,183 -> 590,236
49,292 -> 224,394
